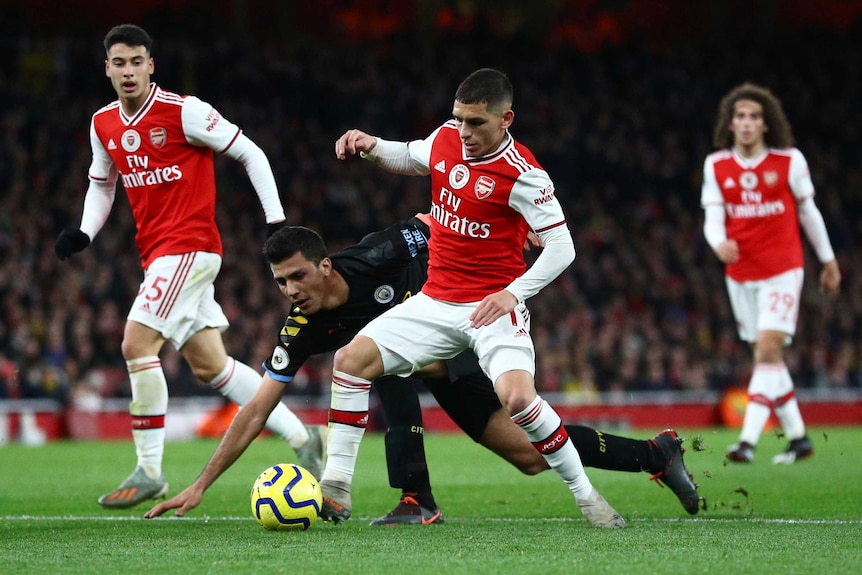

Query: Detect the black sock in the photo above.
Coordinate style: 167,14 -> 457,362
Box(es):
376,376 -> 436,508
566,424 -> 652,473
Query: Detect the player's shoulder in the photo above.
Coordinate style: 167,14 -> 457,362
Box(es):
152,85 -> 189,107
705,149 -> 733,164
768,147 -> 805,162
93,100 -> 120,118
508,136 -> 542,169
767,147 -> 797,158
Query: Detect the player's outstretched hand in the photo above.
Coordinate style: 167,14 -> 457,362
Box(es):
54,228 -> 91,260
144,485 -> 204,519
335,129 -> 377,160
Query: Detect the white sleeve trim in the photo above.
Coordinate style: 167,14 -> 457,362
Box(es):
797,196 -> 835,263
221,133 -> 285,223
505,225 -> 575,302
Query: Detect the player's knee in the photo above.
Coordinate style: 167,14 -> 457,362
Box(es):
499,391 -> 534,416
121,337 -> 158,362
189,362 -> 220,383
754,339 -> 784,363
333,337 -> 382,380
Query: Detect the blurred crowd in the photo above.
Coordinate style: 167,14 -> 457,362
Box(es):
1,5 -> 861,408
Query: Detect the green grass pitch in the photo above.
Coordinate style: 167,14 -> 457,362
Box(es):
1,427 -> 860,575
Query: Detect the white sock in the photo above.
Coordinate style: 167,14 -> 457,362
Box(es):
512,395 -> 593,500
739,363 -> 781,446
320,370 -> 371,485
209,357 -> 308,449
774,366 -> 806,439
127,356 -> 168,479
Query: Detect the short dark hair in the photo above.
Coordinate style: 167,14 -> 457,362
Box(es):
103,24 -> 153,55
712,82 -> 795,149
263,226 -> 328,265
455,68 -> 513,112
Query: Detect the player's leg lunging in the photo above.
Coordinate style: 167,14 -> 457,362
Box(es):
319,370 -> 371,523
508,390 -> 625,528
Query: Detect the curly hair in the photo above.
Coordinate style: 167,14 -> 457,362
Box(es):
712,82 -> 794,150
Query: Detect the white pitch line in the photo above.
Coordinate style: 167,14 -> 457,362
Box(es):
2,515 -> 860,525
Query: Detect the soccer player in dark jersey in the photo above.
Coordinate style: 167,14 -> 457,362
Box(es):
145,218 -> 701,522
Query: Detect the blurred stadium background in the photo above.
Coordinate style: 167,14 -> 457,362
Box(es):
1,0 -> 860,442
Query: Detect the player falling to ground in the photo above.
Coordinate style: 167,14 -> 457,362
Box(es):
701,82 -> 841,464
142,219 -> 701,523
323,68 -> 625,528
54,24 -> 324,509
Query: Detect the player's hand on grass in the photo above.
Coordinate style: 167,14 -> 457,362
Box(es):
144,485 -> 204,518
54,228 -> 91,260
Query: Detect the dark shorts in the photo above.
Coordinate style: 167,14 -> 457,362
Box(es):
423,350 -> 502,442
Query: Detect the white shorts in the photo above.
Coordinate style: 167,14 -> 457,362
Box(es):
357,291 -> 535,385
127,252 -> 229,349
726,268 -> 803,344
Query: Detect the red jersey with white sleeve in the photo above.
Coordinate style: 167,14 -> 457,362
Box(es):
701,148 -> 813,282
88,85 -> 250,268
407,121 -> 568,303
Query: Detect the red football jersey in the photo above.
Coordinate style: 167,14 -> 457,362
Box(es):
701,148 -> 814,281
409,121 -> 567,302
89,84 -> 242,268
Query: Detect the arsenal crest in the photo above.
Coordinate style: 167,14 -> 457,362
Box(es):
475,175 -> 495,199
149,127 -> 167,149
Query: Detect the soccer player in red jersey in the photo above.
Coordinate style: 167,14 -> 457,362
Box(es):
54,24 -> 324,508
141,220 -> 700,523
324,68 -> 624,527
701,82 -> 841,464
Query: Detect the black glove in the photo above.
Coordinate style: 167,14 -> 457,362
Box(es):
54,228 -> 91,260
266,221 -> 288,239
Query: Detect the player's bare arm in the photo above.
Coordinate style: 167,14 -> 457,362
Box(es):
335,129 -> 377,160
820,259 -> 841,297
144,376 -> 285,518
